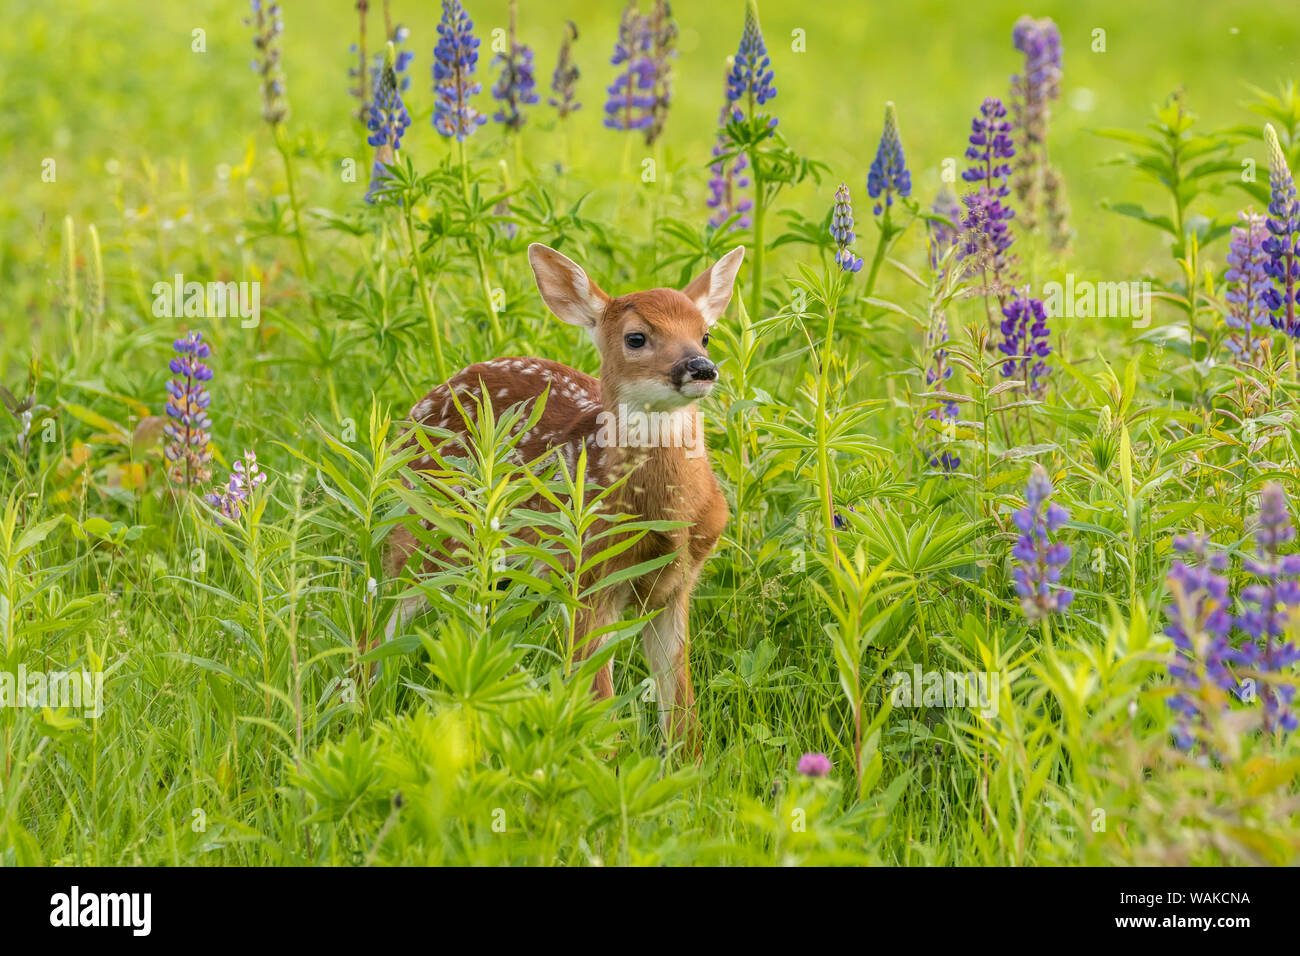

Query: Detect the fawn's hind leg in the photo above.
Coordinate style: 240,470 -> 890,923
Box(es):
640,588 -> 699,758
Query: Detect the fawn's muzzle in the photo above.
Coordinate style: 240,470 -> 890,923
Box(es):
676,355 -> 717,384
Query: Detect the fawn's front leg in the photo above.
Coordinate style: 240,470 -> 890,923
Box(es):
641,587 -> 699,759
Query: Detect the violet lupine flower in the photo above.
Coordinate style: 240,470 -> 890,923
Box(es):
164,332 -> 214,488
245,1 -> 288,127
999,293 -> 1052,392
604,3 -> 655,134
924,314 -> 959,473
365,43 -> 412,203
830,183 -> 863,273
797,752 -> 832,777
490,2 -> 540,132
1262,125 -> 1300,337
1164,534 -> 1239,750
206,450 -> 269,523
548,20 -> 581,120
1011,466 -> 1072,620
1237,483 -> 1300,732
928,188 -> 961,270
353,22 -> 414,117
432,0 -> 487,141
1224,210 -> 1271,361
726,0 -> 776,125
1009,20 -> 1062,177
960,99 -> 1017,306
707,71 -> 754,232
867,102 -> 912,216
643,0 -> 677,147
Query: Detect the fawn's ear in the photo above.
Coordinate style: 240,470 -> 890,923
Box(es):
683,246 -> 746,327
528,243 -> 610,329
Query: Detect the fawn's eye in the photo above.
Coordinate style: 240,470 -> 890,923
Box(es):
625,332 -> 647,349
702,333 -> 711,348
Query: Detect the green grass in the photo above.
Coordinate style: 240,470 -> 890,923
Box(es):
1,0 -> 1299,866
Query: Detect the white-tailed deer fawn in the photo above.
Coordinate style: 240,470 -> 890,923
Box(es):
383,243 -> 745,754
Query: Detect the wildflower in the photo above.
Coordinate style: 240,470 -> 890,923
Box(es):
643,0 -> 677,146
604,2 -> 655,134
1009,16 -> 1067,246
1224,210 -> 1271,361
1262,124 -> 1300,337
706,64 -> 753,231
206,450 -> 269,523
432,0 -> 487,141
1010,466 -> 1072,619
797,752 -> 832,777
998,293 -> 1052,392
548,21 -> 581,120
963,97 -> 1015,195
1237,483 -> 1300,732
726,0 -> 776,121
960,98 -> 1017,304
350,18 -> 413,119
244,0 -> 288,126
490,1 -> 540,132
928,188 -> 961,270
830,183 -> 863,273
866,102 -> 912,216
164,333 -> 214,487
365,43 -> 412,203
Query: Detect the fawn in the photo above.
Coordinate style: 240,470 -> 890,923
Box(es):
382,242 -> 745,752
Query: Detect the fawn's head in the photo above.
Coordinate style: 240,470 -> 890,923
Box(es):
527,243 -> 745,410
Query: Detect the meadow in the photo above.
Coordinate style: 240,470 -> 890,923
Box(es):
2,0 -> 1300,866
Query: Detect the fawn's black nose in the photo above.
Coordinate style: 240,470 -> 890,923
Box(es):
684,355 -> 717,381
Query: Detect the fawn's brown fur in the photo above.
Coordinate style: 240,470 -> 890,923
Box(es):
382,243 -> 745,755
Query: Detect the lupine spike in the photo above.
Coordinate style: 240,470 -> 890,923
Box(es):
1224,210 -> 1270,361
549,20 -> 581,119
244,1 -> 288,127
726,0 -> 776,124
604,2 -> 655,134
206,449 -> 269,523
830,183 -> 863,273
491,1 -> 540,132
867,102 -> 912,216
432,0 -> 487,141
1262,124 -> 1300,337
706,60 -> 753,231
365,42 -> 412,203
1011,466 -> 1072,619
998,293 -> 1052,392
163,332 -> 214,488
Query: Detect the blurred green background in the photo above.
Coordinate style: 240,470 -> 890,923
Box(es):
3,0 -> 1299,362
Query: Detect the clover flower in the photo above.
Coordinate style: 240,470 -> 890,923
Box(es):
707,66 -> 753,232
830,183 -> 863,273
432,0 -> 487,141
998,293 -> 1052,392
797,752 -> 832,777
206,450 -> 269,523
365,43 -> 412,203
1262,125 -> 1300,337
1011,466 -> 1072,620
726,0 -> 776,123
245,0 -> 288,126
1224,210 -> 1271,361
604,2 -> 655,134
164,333 -> 214,487
490,1 -> 540,132
548,20 -> 581,120
867,102 -> 912,216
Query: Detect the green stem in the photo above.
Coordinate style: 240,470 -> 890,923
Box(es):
459,139 -> 502,343
273,125 -> 314,282
403,203 -> 448,381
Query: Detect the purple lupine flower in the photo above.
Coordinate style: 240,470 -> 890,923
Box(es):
924,313 -> 959,473
1224,210 -> 1271,361
365,43 -> 412,203
604,2 -> 655,134
490,1 -> 540,132
998,293 -> 1052,392
726,0 -> 776,125
1237,483 -> 1300,733
206,450 -> 269,523
963,97 -> 1016,196
928,188 -> 961,270
1164,533 -> 1239,750
432,0 -> 487,141
164,332 -> 214,487
1009,18 -> 1062,201
244,0 -> 288,126
548,20 -> 581,120
353,21 -> 413,118
643,0 -> 677,147
797,752 -> 832,777
707,73 -> 754,231
1262,125 -> 1300,337
960,98 -> 1017,306
867,102 -> 912,216
1011,466 -> 1072,619
830,183 -> 863,273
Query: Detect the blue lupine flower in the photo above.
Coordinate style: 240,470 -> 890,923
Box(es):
1224,210 -> 1271,360
206,449 -> 269,523
164,332 -> 214,487
365,43 -> 412,203
998,293 -> 1052,392
867,102 -> 912,215
549,20 -> 581,120
1262,124 -> 1300,337
244,0 -> 288,126
959,98 -> 1017,288
490,3 -> 540,132
1010,16 -> 1062,147
707,69 -> 753,231
1011,466 -> 1072,619
643,0 -> 677,146
432,0 -> 487,141
830,183 -> 863,273
604,2 -> 655,133
726,0 -> 776,122
351,22 -> 413,117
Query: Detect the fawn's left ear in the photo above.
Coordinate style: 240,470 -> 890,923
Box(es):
683,246 -> 746,328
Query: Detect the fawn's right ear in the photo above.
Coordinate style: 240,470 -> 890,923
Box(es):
527,243 -> 610,329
